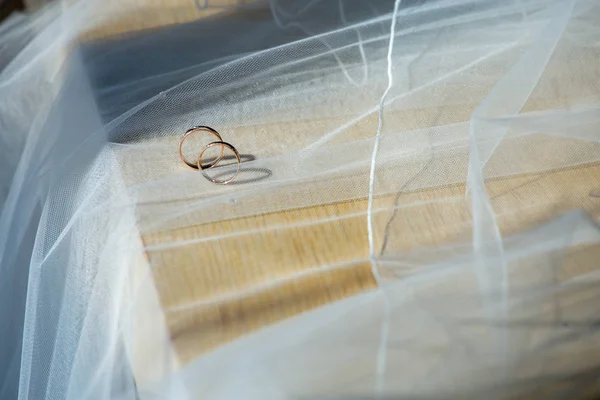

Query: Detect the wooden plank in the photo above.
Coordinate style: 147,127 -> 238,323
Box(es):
78,0 -> 262,41
142,162 -> 600,364
75,2 -> 600,394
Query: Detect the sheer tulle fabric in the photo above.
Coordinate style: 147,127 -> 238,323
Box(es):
1,0 -> 600,399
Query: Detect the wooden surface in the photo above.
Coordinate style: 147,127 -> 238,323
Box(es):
143,161 -> 600,364
81,0 -> 600,366
79,0 -> 260,41
74,1 -> 600,395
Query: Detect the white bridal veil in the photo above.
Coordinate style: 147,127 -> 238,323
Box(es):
1,0 -> 600,399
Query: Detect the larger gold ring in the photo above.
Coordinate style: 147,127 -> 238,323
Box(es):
197,141 -> 241,185
179,126 -> 224,169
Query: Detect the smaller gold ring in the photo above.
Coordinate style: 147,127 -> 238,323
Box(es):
198,141 -> 241,185
179,126 -> 224,170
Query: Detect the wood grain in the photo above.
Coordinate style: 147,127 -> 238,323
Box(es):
142,162 -> 600,363
76,2 -> 600,395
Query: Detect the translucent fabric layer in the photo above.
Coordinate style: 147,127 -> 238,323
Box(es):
1,0 -> 600,399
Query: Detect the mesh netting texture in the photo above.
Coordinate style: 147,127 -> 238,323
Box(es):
1,0 -> 600,399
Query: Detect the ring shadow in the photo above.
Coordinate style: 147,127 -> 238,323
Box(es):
201,153 -> 272,185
